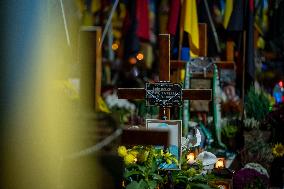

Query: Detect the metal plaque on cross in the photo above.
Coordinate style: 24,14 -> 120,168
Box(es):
145,82 -> 182,107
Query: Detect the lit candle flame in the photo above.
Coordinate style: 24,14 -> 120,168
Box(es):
215,158 -> 225,168
187,152 -> 195,164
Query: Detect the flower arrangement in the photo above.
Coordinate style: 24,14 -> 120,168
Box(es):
233,167 -> 269,189
245,86 -> 270,123
242,130 -> 274,169
221,124 -> 238,138
244,163 -> 269,178
105,93 -> 136,123
167,149 -> 216,189
105,93 -> 136,111
117,146 -> 215,189
243,118 -> 260,130
118,145 -> 177,189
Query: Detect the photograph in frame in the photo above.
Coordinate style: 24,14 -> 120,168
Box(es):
146,119 -> 182,170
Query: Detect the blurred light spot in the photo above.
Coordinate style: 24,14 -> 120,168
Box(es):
129,57 -> 137,65
132,67 -> 139,77
136,53 -> 144,61
112,43 -> 119,51
279,81 -> 283,88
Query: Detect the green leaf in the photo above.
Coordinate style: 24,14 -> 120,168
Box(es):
137,180 -> 148,189
137,165 -> 147,173
189,183 -> 213,189
147,180 -> 157,189
176,175 -> 188,180
152,174 -> 163,181
126,180 -> 148,189
126,181 -> 139,189
124,170 -> 142,178
189,175 -> 207,183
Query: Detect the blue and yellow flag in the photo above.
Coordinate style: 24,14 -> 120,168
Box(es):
184,0 -> 199,57
223,0 -> 233,29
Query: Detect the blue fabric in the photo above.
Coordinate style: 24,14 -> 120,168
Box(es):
1,0 -> 42,120
181,47 -> 190,61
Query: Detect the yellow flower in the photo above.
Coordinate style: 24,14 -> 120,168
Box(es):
166,159 -> 172,164
124,154 -> 137,165
186,168 -> 197,177
98,96 -> 111,113
129,150 -> 139,156
138,151 -> 149,163
164,151 -> 171,159
118,146 -> 127,157
272,143 -> 284,157
172,158 -> 178,164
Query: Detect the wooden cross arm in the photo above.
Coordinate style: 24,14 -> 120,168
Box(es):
183,89 -> 212,100
215,61 -> 235,69
117,88 -> 212,101
121,129 -> 169,146
171,60 -> 235,70
171,60 -> 186,69
117,88 -> 145,99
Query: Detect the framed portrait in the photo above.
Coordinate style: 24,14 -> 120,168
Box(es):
146,119 -> 182,170
190,78 -> 211,112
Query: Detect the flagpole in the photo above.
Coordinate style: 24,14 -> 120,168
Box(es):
203,0 -> 221,53
99,0 -> 120,48
178,0 -> 186,60
59,0 -> 71,47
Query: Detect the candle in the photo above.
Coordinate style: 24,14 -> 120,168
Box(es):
187,152 -> 195,164
215,158 -> 225,168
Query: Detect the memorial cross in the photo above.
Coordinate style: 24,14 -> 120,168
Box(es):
118,34 -> 212,120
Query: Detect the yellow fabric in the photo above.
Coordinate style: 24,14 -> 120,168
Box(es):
76,0 -> 85,13
82,11 -> 94,26
223,0 -> 233,29
91,0 -> 101,13
257,37 -> 265,49
98,96 -> 111,113
184,0 -> 199,57
180,69 -> 185,82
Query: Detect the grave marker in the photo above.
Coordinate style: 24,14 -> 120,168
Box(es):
118,34 -> 212,120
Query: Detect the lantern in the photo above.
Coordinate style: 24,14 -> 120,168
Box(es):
215,158 -> 225,169
187,152 -> 195,164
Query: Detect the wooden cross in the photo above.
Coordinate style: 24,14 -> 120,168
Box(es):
171,23 -> 235,82
117,34 -> 212,119
121,129 -> 169,147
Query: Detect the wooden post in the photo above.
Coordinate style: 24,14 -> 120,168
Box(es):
159,34 -> 171,119
198,23 -> 208,57
178,0 -> 186,60
79,26 -> 102,111
226,40 -> 234,62
241,31 -> 246,119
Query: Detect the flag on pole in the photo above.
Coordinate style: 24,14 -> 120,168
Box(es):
136,0 -> 150,41
91,0 -> 101,13
223,0 -> 233,29
168,0 -> 181,35
184,0 -> 199,57
227,0 -> 244,31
